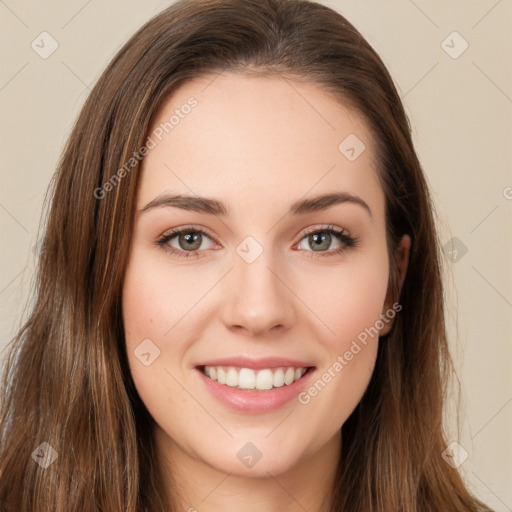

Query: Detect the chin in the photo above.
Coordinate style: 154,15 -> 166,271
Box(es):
201,440 -> 303,478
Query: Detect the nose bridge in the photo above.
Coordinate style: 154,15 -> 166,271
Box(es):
221,234 -> 296,335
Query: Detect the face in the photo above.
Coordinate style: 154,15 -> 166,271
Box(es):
122,71 -> 407,479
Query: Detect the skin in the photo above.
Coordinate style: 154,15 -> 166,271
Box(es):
122,71 -> 410,512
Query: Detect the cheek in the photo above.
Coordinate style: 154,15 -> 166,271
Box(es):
300,253 -> 390,348
121,253 -> 185,411
121,247 -> 226,418
294,251 -> 389,411
295,268 -> 387,434
122,252 -> 205,344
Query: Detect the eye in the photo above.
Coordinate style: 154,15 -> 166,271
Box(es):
156,226 -> 218,259
295,225 -> 359,258
156,224 -> 359,260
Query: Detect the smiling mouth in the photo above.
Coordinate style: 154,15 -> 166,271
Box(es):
197,365 -> 315,391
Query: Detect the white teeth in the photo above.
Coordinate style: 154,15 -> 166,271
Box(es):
256,369 -> 273,390
217,367 -> 226,384
202,365 -> 309,390
226,368 -> 238,387
284,367 -> 295,385
238,368 -> 256,389
273,368 -> 284,387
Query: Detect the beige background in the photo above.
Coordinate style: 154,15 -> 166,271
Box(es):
1,0 -> 511,509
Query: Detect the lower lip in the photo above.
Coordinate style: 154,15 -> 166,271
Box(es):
195,367 -> 316,413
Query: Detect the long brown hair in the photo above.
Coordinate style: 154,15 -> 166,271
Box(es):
0,0 -> 493,510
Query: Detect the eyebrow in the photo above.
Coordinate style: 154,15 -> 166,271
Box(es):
139,191 -> 372,219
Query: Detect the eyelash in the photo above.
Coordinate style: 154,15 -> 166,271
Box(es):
156,224 -> 360,260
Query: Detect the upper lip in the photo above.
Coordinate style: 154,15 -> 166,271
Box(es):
195,356 -> 315,370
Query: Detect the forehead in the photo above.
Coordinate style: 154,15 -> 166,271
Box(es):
138,72 -> 384,220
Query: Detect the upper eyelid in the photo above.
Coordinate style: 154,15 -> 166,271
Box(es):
164,225 -> 219,243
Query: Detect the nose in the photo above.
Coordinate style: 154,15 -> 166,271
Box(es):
220,245 -> 297,337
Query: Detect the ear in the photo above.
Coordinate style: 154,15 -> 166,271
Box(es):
379,234 -> 411,336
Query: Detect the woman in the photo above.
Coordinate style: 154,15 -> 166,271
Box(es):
0,0 -> 493,510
